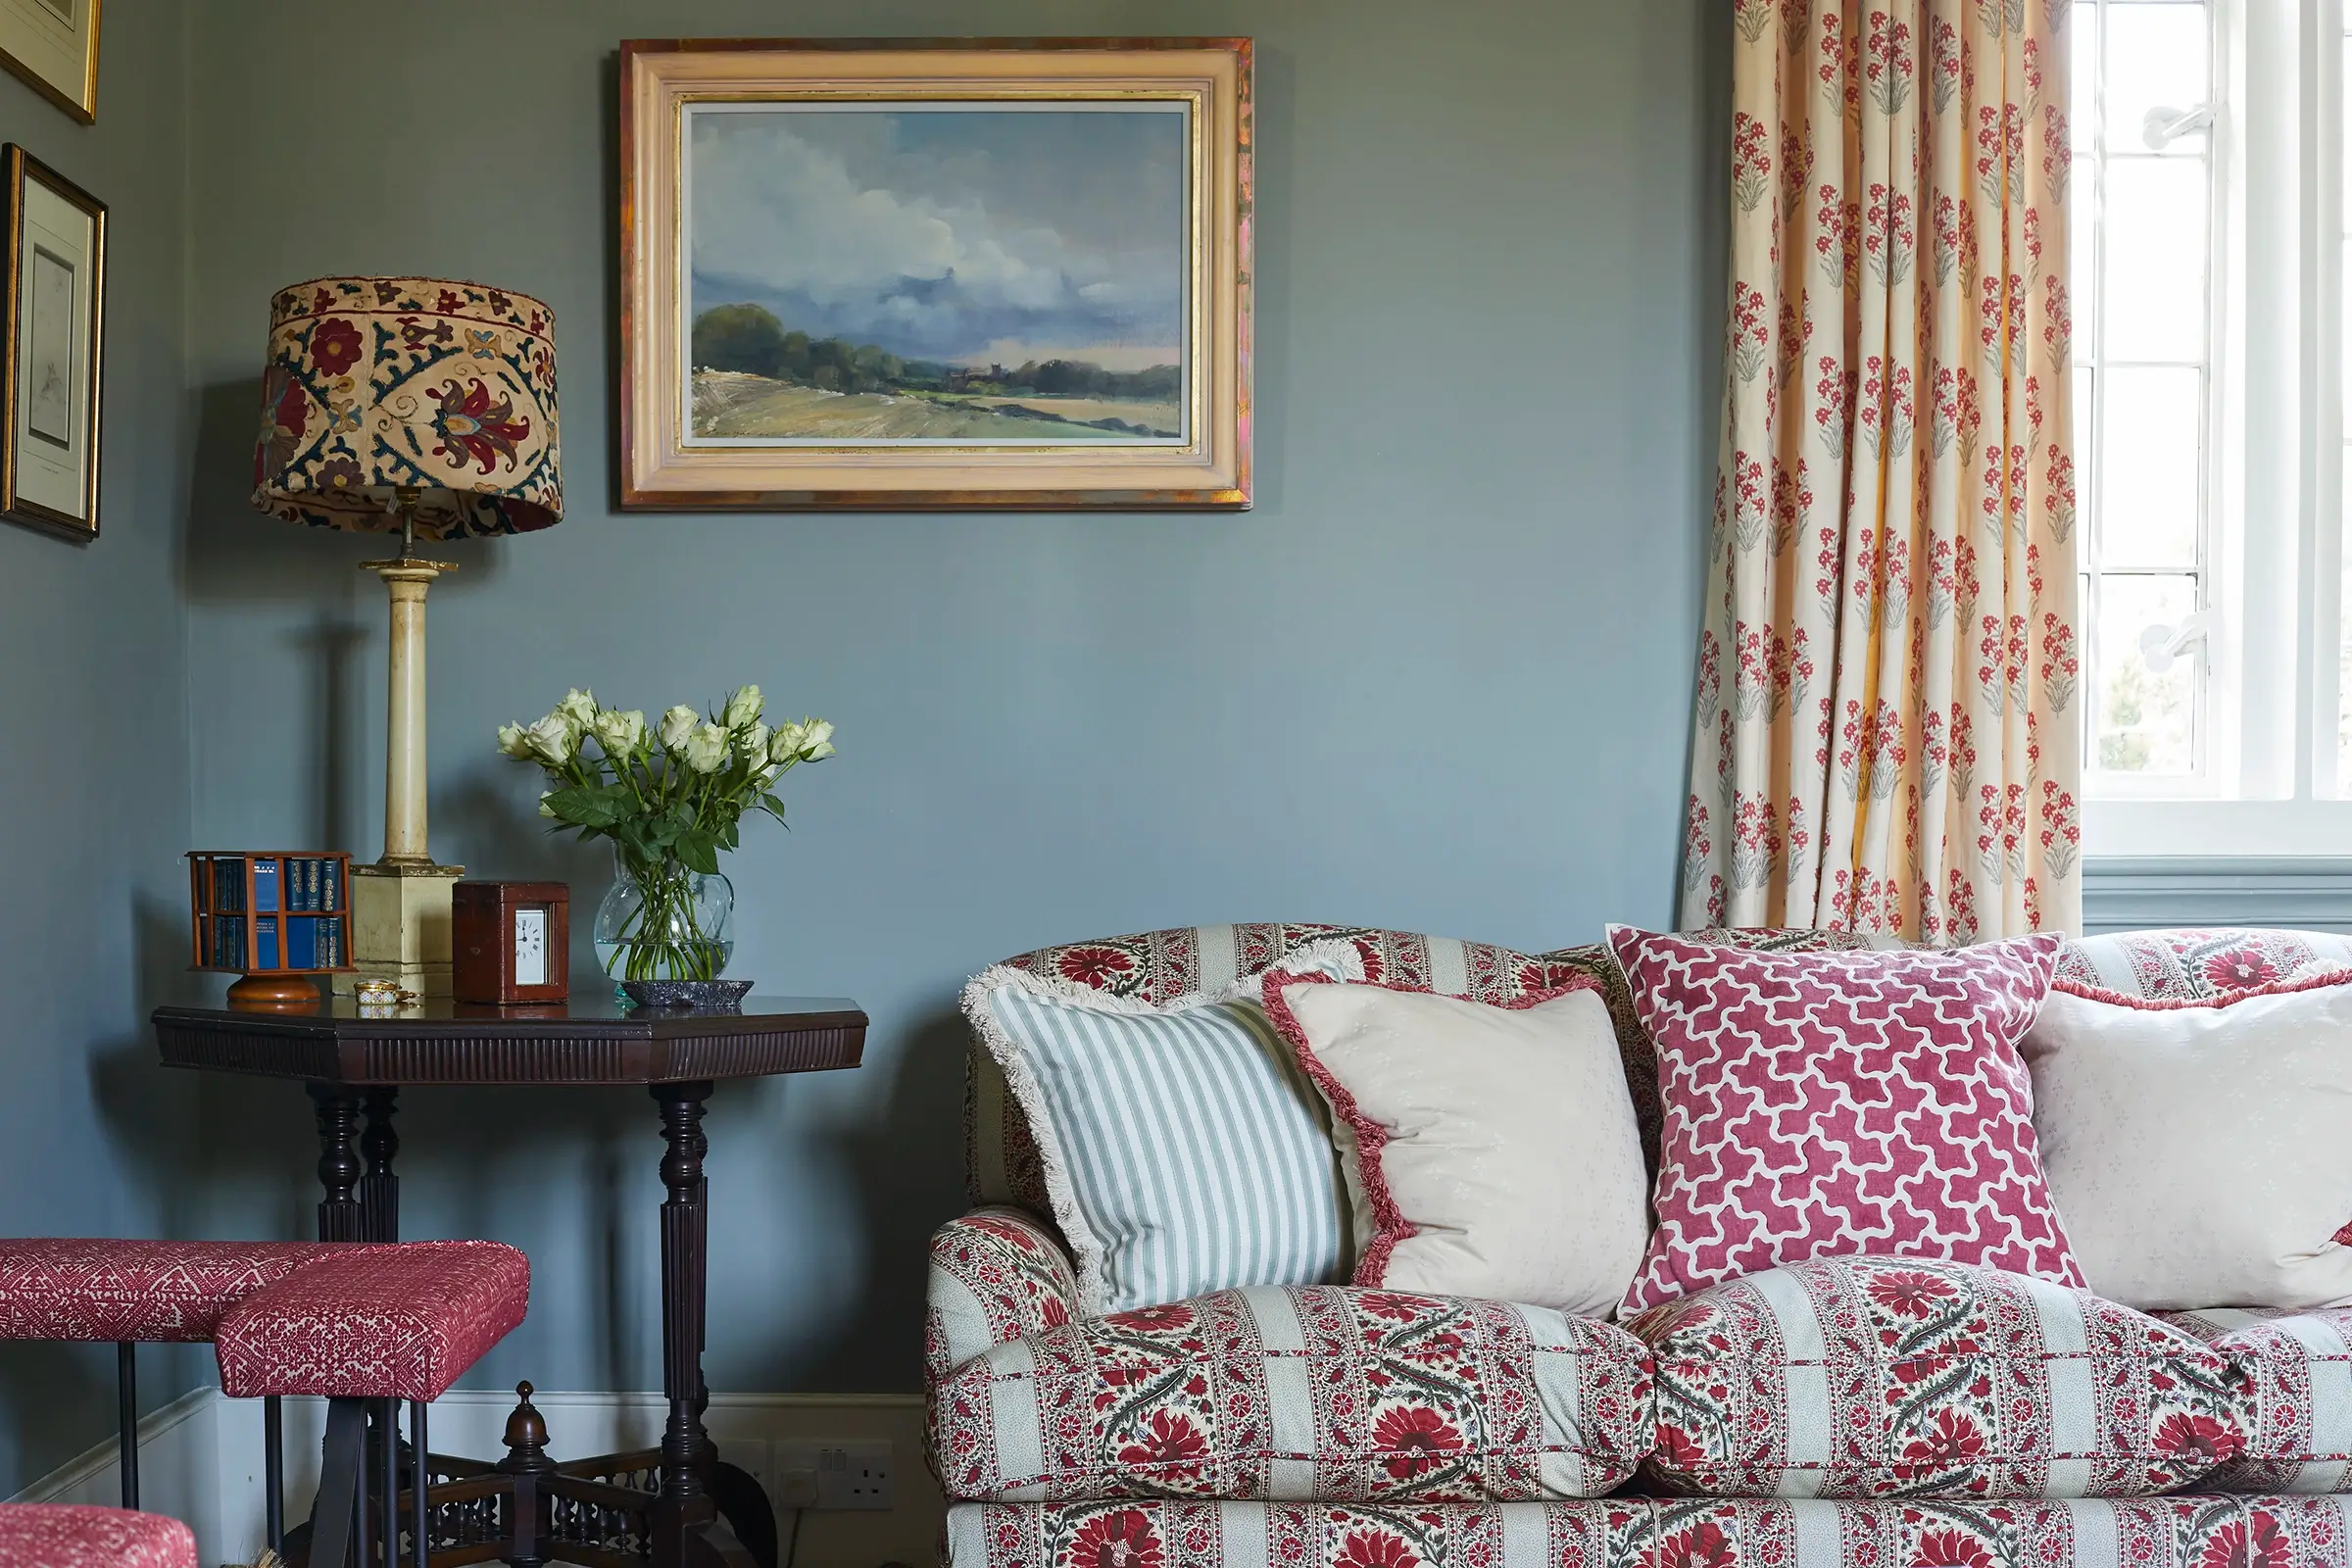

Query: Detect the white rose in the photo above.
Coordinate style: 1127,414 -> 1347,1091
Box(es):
739,721 -> 772,764
683,721 -> 730,774
594,709 -> 647,757
659,705 -> 700,753
522,711 -> 574,766
724,684 -> 764,728
800,719 -> 836,760
769,721 -> 806,763
557,688 -> 598,729
496,722 -> 533,760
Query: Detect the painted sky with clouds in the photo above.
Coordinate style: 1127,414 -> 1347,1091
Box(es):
689,106 -> 1187,369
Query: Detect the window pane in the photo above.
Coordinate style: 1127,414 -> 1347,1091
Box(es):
2096,573 -> 2198,774
2340,455 -> 2352,796
2099,367 -> 2201,567
2107,3 -> 2209,154
2071,175 -> 2097,355
2103,158 -> 2208,362
2074,2 -> 2100,157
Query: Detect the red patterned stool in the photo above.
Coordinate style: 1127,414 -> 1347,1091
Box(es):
0,1502 -> 197,1568
216,1240 -> 529,1568
0,1239 -> 359,1522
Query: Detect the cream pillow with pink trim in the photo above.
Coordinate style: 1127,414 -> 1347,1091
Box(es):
2023,965 -> 2352,1312
1262,972 -> 1650,1320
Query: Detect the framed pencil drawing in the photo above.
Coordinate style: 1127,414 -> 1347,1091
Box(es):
0,0 -> 98,123
2,145 -> 102,541
620,38 -> 1251,510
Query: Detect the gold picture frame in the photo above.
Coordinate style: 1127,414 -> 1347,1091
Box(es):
1,144 -> 104,541
619,37 -> 1251,510
0,0 -> 98,124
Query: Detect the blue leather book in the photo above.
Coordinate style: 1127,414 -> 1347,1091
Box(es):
253,858 -> 280,912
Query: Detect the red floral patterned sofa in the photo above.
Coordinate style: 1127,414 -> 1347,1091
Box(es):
926,924 -> 2352,1568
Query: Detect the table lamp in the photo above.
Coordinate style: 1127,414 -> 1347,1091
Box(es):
251,276 -> 562,997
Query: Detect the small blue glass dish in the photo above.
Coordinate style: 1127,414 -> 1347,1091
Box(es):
618,979 -> 754,1013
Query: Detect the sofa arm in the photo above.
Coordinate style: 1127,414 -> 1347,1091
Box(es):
925,1206 -> 1079,1389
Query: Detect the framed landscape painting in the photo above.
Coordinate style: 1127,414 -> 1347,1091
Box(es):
620,38 -> 1250,510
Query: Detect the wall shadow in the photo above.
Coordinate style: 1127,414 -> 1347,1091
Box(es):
181,376 -> 510,606
743,1004 -> 968,1392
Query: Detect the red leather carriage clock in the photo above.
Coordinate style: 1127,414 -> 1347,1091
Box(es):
452,881 -> 570,1004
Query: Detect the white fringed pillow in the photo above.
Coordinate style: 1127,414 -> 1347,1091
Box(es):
2023,972 -> 2352,1311
961,939 -> 1363,1315
1263,972 -> 1651,1319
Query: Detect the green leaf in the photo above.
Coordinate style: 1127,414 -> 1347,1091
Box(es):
675,833 -> 721,876
545,786 -> 625,829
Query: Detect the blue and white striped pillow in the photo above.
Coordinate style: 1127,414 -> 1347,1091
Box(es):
966,944 -> 1358,1315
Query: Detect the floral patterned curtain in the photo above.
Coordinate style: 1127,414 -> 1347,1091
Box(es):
1680,0 -> 2082,942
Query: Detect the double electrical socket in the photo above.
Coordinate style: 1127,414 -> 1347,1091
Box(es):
768,1438 -> 895,1511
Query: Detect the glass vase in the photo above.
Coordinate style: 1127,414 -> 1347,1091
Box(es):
593,850 -> 735,984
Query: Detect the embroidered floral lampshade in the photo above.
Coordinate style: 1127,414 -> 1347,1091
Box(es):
251,275 -> 562,538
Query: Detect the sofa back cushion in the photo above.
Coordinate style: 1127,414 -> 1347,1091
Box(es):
2055,928 -> 2352,1004
969,922 -> 1892,1219
1632,1255 -> 2252,1498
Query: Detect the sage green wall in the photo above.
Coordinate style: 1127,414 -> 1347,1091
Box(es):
179,0 -> 1727,1396
0,0 -> 198,1494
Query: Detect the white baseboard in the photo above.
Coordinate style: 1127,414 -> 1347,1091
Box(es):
13,1387 -> 941,1568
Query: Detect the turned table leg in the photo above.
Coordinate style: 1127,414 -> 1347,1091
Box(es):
310,1085 -> 367,1243
361,1086 -> 401,1244
651,1081 -> 723,1568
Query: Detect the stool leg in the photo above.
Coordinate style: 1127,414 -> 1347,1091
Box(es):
265,1396 -> 284,1555
380,1398 -> 399,1568
116,1341 -> 137,1510
409,1399 -> 428,1568
312,1396 -> 367,1568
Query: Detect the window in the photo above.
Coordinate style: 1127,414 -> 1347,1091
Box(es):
2080,0 -> 2352,856
2075,0 -> 2217,784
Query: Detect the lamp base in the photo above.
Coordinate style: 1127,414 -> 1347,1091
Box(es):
334,859 -> 466,998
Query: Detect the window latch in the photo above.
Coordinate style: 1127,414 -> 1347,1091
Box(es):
2142,105 -> 2215,151
2139,610 -> 2218,674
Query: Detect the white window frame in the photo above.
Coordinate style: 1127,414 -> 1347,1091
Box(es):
2086,0 -> 2352,856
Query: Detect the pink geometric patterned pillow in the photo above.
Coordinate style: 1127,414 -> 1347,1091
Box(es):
1607,928 -> 2082,1316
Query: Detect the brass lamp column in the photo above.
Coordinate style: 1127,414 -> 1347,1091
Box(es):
251,277 -> 563,996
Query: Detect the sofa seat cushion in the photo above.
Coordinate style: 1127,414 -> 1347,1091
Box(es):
931,1285 -> 1653,1503
1632,1256 -> 2250,1497
2168,1307 -> 2352,1493
944,1496 -> 2352,1568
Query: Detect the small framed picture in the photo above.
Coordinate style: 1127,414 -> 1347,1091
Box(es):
2,144 -> 103,541
0,0 -> 98,123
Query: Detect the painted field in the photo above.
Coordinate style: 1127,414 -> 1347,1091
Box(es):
691,371 -> 1178,442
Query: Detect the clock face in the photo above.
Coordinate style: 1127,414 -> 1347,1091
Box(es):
514,906 -> 548,987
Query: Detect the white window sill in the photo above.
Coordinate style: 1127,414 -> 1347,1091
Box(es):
2087,798 -> 2352,858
